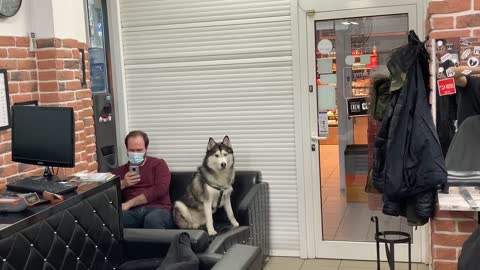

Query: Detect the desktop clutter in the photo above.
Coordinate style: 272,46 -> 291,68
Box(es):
0,172 -> 115,213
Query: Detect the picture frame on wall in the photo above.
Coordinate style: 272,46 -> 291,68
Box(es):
0,69 -> 11,131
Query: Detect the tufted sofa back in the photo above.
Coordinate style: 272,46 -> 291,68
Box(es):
0,185 -> 122,270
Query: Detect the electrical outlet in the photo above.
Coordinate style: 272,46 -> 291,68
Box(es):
29,32 -> 36,52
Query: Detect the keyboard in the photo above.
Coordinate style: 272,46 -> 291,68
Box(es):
7,177 -> 77,195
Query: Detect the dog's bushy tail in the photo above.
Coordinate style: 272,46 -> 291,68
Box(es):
173,201 -> 193,229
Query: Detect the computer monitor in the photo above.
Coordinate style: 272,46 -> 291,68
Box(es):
11,105 -> 75,180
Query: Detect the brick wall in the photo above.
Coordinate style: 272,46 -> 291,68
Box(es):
0,36 -> 97,182
428,1 -> 480,269
431,210 -> 478,270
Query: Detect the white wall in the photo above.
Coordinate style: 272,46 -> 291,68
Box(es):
30,0 -> 55,39
0,0 -> 87,42
51,0 -> 87,42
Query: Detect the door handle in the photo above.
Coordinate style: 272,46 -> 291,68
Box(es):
311,133 -> 327,141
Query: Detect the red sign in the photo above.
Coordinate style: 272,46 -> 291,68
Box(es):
437,78 -> 457,96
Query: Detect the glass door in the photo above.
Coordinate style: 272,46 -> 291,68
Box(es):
307,7 -> 425,261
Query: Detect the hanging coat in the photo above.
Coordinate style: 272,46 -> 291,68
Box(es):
373,31 -> 447,223
458,228 -> 480,270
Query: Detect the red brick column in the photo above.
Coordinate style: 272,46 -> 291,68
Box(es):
0,36 -> 97,182
427,1 -> 480,269
431,210 -> 478,270
0,36 -> 41,181
36,38 -> 97,176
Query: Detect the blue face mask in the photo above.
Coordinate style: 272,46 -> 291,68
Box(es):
128,152 -> 145,165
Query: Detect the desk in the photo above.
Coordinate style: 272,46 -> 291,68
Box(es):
0,177 -> 121,239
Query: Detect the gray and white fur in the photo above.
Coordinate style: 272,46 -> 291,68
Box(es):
173,136 -> 239,236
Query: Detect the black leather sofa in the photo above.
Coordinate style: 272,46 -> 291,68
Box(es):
168,171 -> 270,261
0,179 -> 263,270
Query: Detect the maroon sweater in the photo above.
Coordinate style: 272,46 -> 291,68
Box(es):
112,157 -> 172,210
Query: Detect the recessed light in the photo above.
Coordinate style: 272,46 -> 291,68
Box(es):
341,22 -> 350,25
350,21 -> 359,25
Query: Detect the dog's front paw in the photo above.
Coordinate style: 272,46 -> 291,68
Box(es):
208,229 -> 218,236
232,220 -> 240,227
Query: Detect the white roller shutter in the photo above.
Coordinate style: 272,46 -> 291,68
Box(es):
119,0 -> 299,255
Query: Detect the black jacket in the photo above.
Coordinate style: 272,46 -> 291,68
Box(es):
373,31 -> 447,224
158,233 -> 199,270
458,228 -> 480,270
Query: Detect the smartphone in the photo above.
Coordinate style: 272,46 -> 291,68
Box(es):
129,165 -> 140,175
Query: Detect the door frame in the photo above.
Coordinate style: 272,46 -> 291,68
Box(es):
297,4 -> 428,262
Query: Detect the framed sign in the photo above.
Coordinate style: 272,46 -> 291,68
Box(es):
0,69 -> 11,130
346,97 -> 369,117
437,78 -> 456,96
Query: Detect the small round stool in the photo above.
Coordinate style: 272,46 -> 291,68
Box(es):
371,216 -> 412,270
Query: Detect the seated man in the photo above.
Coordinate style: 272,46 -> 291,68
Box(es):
112,130 -> 174,229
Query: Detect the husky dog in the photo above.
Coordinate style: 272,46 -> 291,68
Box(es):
173,136 -> 239,236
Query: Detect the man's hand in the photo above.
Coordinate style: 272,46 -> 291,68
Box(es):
122,202 -> 131,211
121,172 -> 141,190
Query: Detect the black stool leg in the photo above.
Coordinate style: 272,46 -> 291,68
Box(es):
372,216 -> 381,270
376,238 -> 381,270
408,238 -> 412,270
385,242 -> 395,270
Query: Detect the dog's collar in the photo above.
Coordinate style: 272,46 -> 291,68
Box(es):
205,182 -> 227,191
205,182 -> 228,209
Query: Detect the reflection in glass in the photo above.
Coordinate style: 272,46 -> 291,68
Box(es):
87,0 -> 110,93
315,14 -> 413,242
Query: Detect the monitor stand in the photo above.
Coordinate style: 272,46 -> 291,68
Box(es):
42,166 -> 66,182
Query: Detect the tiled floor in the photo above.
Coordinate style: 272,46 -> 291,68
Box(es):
319,145 -> 411,242
264,257 -> 429,270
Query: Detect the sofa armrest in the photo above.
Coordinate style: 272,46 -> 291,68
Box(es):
236,182 -> 269,258
210,244 -> 263,270
122,229 -> 209,260
206,226 -> 250,254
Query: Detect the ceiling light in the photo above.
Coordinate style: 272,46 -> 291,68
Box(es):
350,21 -> 359,25
341,21 -> 350,25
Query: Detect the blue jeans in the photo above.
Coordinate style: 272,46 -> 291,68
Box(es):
122,207 -> 175,229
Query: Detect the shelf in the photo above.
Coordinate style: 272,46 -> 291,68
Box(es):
317,31 -> 408,40
352,68 -> 372,71
317,55 -> 370,59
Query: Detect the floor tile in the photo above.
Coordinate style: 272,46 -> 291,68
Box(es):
265,257 -> 304,270
265,257 -> 427,270
340,260 -> 382,268
417,264 -> 429,270
339,260 -> 421,270
301,259 -> 341,270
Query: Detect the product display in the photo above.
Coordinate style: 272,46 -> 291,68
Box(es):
316,44 -> 376,126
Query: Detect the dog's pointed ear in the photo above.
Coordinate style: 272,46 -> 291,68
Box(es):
222,136 -> 232,147
207,137 -> 216,151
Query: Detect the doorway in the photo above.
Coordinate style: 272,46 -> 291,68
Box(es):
305,6 -> 425,261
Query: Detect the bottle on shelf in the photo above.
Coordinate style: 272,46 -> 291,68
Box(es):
370,45 -> 378,68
